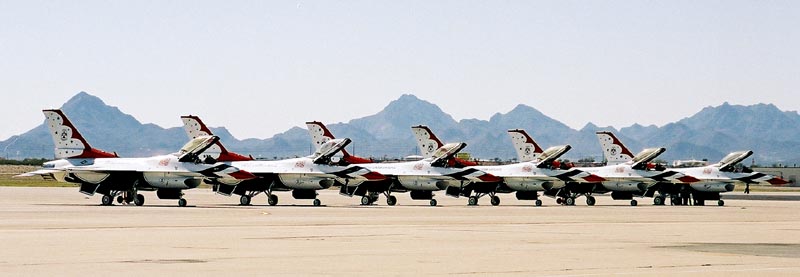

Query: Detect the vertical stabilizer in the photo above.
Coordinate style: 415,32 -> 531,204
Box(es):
180,115 -> 252,162
411,125 -> 444,158
42,109 -> 117,159
596,131 -> 634,165
507,129 -> 544,162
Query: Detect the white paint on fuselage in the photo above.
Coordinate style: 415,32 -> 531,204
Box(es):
357,160 -> 471,191
470,163 -> 567,191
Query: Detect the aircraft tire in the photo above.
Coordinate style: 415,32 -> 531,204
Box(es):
586,196 -> 596,206
654,196 -> 664,206
178,198 -> 187,207
313,199 -> 321,206
490,196 -> 500,206
361,196 -> 371,205
429,199 -> 437,206
535,199 -> 542,206
630,199 -> 638,206
718,200 -> 724,206
468,196 -> 478,206
268,195 -> 278,206
565,197 -> 575,206
387,195 -> 397,206
240,195 -> 251,206
134,194 -> 145,206
116,196 -> 124,204
101,195 -> 113,206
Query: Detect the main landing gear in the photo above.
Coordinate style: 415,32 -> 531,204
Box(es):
467,193 -> 501,206
360,191 -> 398,206
103,190 -> 145,206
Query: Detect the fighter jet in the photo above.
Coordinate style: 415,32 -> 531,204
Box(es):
180,115 -> 385,206
457,129 -> 605,206
554,132 -> 699,206
16,110 -> 256,207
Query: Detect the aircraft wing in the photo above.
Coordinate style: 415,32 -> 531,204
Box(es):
14,169 -> 63,178
443,168 -> 501,182
552,168 -> 606,182
648,170 -> 700,183
66,163 -> 256,181
327,165 -> 386,181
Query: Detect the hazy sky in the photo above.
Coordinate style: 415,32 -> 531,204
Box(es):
1,1 -> 798,141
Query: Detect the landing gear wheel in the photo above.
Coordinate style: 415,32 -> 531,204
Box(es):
586,196 -> 596,206
101,195 -> 113,206
178,198 -> 187,207
565,197 -> 575,206
313,199 -> 321,206
134,194 -> 145,206
535,199 -> 542,206
718,200 -> 724,206
268,195 -> 278,206
654,196 -> 664,206
630,199 -> 638,206
490,196 -> 500,206
556,198 -> 563,205
116,196 -> 124,204
386,195 -> 397,206
240,195 -> 251,206
429,199 -> 438,206
468,196 -> 478,206
361,196 -> 371,205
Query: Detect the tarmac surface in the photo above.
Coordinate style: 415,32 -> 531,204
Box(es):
1,187 -> 799,276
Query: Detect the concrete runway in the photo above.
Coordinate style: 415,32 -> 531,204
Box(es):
1,187 -> 799,276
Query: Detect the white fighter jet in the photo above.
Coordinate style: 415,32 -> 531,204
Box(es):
596,136 -> 790,206
307,122 -> 500,206
16,110 -> 256,207
554,132 -> 699,206
181,115 -> 385,206
453,129 -> 606,206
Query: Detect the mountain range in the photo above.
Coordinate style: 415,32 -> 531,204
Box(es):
2,92 -> 799,165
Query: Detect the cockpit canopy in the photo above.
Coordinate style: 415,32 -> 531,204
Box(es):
177,135 -> 219,162
718,150 -> 753,172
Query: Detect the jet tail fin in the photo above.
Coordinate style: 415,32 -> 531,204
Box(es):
181,115 -> 252,162
412,125 -> 444,158
596,131 -> 634,165
507,129 -> 544,162
42,109 -> 118,159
